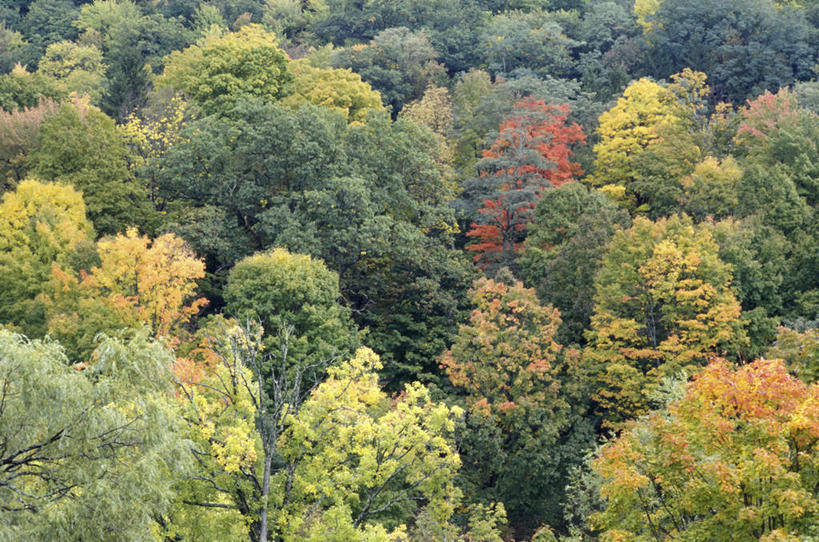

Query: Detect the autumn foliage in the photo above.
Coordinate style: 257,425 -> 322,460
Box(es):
466,99 -> 585,271
46,228 -> 207,360
594,357 -> 819,541
440,274 -> 579,417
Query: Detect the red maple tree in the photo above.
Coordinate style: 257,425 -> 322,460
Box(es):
466,99 -> 585,271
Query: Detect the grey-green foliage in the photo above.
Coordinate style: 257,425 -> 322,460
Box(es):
0,329 -> 190,541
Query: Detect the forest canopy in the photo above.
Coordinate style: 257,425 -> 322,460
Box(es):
0,0 -> 817,540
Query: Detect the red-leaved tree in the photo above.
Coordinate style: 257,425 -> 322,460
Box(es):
465,99 -> 585,272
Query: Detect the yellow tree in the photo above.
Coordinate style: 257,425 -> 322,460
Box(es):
594,358 -> 819,540
280,59 -> 383,123
0,179 -> 92,335
46,228 -> 207,359
589,76 -> 708,215
583,215 -> 748,428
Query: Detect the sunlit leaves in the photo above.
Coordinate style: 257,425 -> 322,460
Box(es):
594,358 -> 819,540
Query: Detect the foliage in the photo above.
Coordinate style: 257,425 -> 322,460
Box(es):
331,27 -> 446,115
0,178 -> 92,336
584,215 -> 748,428
0,329 -> 190,541
644,0 -> 817,104
281,59 -> 383,123
594,358 -> 819,541
173,323 -> 462,541
588,77 -> 689,212
482,9 -> 578,79
464,99 -> 585,272
157,24 -> 290,114
29,101 -> 156,234
767,325 -> 819,384
441,273 -> 594,533
278,347 -> 463,539
224,247 -> 358,367
19,0 -> 79,59
520,182 -> 631,345
45,227 -> 207,361
0,63 -> 66,111
36,40 -> 106,103
0,97 -> 60,191
160,101 -> 471,388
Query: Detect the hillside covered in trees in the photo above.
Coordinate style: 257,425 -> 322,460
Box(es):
0,0 -> 818,540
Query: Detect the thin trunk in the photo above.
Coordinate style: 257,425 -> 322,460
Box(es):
258,448 -> 273,541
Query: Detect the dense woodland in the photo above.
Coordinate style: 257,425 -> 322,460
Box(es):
0,0 -> 818,540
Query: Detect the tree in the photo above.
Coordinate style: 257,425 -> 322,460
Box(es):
45,227 -> 207,361
576,1 -> 642,100
584,215 -> 748,428
520,182 -> 631,345
440,272 -> 594,534
19,0 -> 79,60
588,78 -> 688,210
766,325 -> 818,384
36,41 -> 106,104
330,27 -> 446,115
224,247 -> 358,367
482,9 -> 577,79
593,358 -> 819,540
0,329 -> 190,540
399,85 -> 456,176
0,97 -> 60,191
464,99 -> 585,272
0,23 -> 34,74
0,64 -> 66,111
644,0 -> 816,104
0,178 -> 92,336
280,59 -> 383,123
159,101 -> 472,389
172,323 -> 463,541
29,101 -> 156,234
277,347 -> 463,540
157,24 -> 291,115
736,88 -> 819,207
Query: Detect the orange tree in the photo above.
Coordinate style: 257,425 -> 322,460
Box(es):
440,271 -> 594,533
593,357 -> 819,541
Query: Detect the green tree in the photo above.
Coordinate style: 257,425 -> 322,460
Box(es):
29,100 -> 156,234
330,27 -> 446,115
224,247 -> 359,366
0,329 -> 190,541
482,9 -> 577,79
160,101 -> 472,388
19,0 -> 79,59
157,24 -> 291,114
584,215 -> 748,428
644,0 -> 817,104
520,182 -> 631,345
36,40 -> 106,103
0,64 -> 66,111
